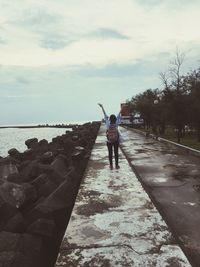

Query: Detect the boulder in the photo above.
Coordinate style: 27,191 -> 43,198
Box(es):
63,138 -> 74,155
0,198 -> 24,232
0,182 -> 24,208
51,154 -> 69,176
78,137 -> 89,148
52,136 -> 64,147
0,121 -> 101,266
22,148 -> 36,161
37,164 -> 65,186
7,173 -> 22,184
65,130 -> 71,134
0,251 -> 32,267
31,173 -> 49,190
25,138 -> 38,149
27,218 -> 56,238
20,183 -> 38,207
82,122 -> 92,127
0,156 -> 18,164
39,151 -> 54,164
72,146 -> 86,161
18,160 -> 31,171
41,169 -> 79,210
0,182 -> 37,209
48,142 -> 60,155
38,179 -> 57,198
4,212 -> 25,233
0,231 -> 47,267
0,162 -> 18,180
18,160 -> 39,182
31,173 -> 58,198
38,139 -> 49,153
72,146 -> 88,174
26,168 -> 79,228
72,134 -> 79,141
72,125 -> 79,131
8,148 -> 20,157
55,148 -> 65,155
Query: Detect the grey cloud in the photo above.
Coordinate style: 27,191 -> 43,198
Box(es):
134,0 -> 200,9
40,35 -> 75,50
88,28 -> 129,40
16,77 -> 30,84
134,0 -> 162,7
0,37 -> 7,45
75,59 -> 163,78
17,8 -> 60,30
73,50 -> 197,81
2,94 -> 40,99
14,8 -> 76,50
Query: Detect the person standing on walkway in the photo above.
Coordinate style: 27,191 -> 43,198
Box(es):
98,103 -> 122,170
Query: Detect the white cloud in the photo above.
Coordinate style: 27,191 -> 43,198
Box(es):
2,94 -> 40,98
0,0 -> 200,124
0,0 -> 199,67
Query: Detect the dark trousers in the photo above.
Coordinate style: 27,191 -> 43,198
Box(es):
107,141 -> 119,166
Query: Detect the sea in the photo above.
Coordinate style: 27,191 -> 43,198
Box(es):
0,122 -> 87,157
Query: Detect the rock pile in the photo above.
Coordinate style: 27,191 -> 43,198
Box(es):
0,122 -> 100,267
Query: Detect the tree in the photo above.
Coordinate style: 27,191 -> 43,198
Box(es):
130,88 -> 161,133
169,48 -> 185,93
159,71 -> 173,134
161,48 -> 187,143
184,68 -> 200,141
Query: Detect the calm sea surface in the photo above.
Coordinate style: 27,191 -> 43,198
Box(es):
0,127 -> 71,157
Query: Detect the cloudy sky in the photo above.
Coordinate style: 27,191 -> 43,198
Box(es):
0,0 -> 200,125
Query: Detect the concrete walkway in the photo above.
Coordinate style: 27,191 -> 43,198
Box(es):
119,127 -> 200,267
55,125 -> 190,266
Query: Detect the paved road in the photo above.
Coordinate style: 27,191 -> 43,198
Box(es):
55,125 -> 190,267
120,126 -> 200,267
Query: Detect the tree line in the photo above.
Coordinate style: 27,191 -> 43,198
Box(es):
128,49 -> 200,143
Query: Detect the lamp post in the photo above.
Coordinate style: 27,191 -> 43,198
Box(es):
152,94 -> 162,135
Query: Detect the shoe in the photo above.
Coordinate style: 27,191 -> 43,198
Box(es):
116,165 -> 120,169
110,165 -> 113,170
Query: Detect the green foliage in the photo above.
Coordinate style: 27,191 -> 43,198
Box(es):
128,51 -> 200,143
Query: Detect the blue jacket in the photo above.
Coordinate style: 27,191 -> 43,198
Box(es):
104,113 -> 123,143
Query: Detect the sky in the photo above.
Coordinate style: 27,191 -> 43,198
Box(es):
0,0 -> 200,125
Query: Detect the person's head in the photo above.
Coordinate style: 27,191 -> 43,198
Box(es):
110,114 -> 117,124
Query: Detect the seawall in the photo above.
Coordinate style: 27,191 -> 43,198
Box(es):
0,121 -> 100,267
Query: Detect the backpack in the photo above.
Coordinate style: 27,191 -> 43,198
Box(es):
106,125 -> 119,142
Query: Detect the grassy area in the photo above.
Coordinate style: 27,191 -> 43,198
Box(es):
133,126 -> 200,151
161,127 -> 200,151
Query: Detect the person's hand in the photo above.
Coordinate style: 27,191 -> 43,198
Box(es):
98,103 -> 103,108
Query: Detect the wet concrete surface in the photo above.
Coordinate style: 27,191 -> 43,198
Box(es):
120,127 -> 200,267
55,125 -> 190,267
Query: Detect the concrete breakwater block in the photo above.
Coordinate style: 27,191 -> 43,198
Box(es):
0,121 -> 101,267
0,161 -> 19,180
0,231 -> 47,267
0,181 -> 37,208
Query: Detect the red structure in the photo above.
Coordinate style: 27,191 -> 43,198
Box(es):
121,103 -> 130,116
120,103 -> 132,125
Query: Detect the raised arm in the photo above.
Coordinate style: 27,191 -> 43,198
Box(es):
116,107 -> 122,124
117,109 -> 121,118
98,103 -> 107,118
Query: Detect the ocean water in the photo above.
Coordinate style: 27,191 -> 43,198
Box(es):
0,127 -> 71,157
